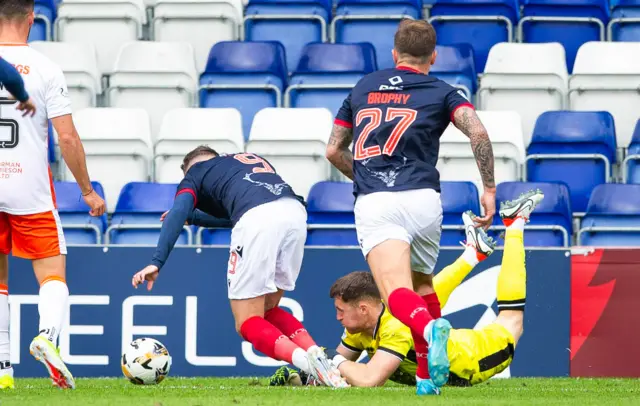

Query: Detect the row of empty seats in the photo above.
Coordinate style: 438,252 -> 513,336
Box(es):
480,41 -> 640,147
29,0 -> 640,74
442,109 -> 640,214
59,106 -> 640,217
33,40 -> 373,137
54,179 -> 640,247
32,40 -> 640,147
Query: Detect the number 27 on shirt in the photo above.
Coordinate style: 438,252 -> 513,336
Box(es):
353,107 -> 417,161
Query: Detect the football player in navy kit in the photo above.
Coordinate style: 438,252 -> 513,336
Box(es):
326,20 -> 497,395
131,146 -> 348,388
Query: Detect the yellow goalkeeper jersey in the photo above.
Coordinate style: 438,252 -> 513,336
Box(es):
341,304 -> 417,385
340,304 -> 516,387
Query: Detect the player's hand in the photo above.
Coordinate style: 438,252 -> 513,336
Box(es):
475,188 -> 496,230
132,265 -> 159,291
160,210 -> 189,225
16,98 -> 37,117
83,189 -> 106,217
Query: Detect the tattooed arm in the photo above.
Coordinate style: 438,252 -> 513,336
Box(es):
453,106 -> 496,228
326,124 -> 355,180
453,106 -> 495,189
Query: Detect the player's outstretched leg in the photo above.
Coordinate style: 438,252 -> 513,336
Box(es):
496,189 -> 544,343
30,274 -> 74,389
0,255 -> 12,389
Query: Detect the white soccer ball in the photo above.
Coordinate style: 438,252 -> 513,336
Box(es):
121,338 -> 172,385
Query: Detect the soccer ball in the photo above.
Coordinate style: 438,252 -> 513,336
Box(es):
121,338 -> 172,385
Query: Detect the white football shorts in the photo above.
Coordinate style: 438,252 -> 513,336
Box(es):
227,197 -> 307,300
354,188 -> 443,275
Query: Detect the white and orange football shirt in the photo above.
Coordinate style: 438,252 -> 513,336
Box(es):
0,43 -> 71,215
0,43 -> 71,259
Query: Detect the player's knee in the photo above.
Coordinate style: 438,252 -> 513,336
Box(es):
515,317 -> 524,338
498,310 -> 524,343
32,255 -> 66,285
264,291 -> 284,312
411,271 -> 433,293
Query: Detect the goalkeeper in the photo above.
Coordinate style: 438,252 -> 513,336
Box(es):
271,189 -> 543,393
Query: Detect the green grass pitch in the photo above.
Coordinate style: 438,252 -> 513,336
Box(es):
2,377 -> 640,406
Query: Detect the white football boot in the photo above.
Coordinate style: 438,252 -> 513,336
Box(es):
462,210 -> 497,260
500,189 -> 545,225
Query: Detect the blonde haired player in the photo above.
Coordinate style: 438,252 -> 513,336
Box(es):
0,0 -> 106,390
271,189 -> 542,392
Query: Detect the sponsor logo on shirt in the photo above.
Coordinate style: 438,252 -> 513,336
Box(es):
10,64 -> 30,75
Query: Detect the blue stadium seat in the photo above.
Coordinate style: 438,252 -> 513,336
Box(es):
429,43 -> 477,99
286,43 -> 377,115
578,184 -> 640,246
609,0 -> 640,41
28,0 -> 57,42
526,111 -> 616,214
54,181 -> 107,244
199,41 -> 288,140
429,0 -> 519,73
107,183 -> 192,245
306,181 -> 357,246
494,182 -> 572,247
440,181 -> 480,246
332,0 -> 423,70
198,228 -> 233,246
520,0 -> 609,72
625,120 -> 640,183
244,0 -> 332,72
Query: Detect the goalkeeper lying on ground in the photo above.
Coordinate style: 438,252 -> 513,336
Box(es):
270,189 -> 543,392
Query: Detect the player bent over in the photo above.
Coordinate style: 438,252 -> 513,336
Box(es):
131,146 -> 348,388
271,190 -> 542,391
0,0 -> 106,390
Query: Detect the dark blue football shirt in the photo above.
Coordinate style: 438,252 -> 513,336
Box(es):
176,153 -> 303,225
335,66 -> 473,196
